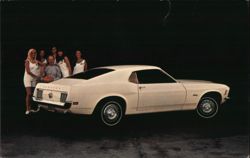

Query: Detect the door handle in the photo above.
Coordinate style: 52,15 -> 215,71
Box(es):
139,86 -> 146,89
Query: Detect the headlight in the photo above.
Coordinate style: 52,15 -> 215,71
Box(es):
36,89 -> 43,100
60,93 -> 67,102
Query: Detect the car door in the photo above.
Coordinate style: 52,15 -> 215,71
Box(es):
136,69 -> 186,112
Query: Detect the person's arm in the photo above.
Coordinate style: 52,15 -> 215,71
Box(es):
64,56 -> 72,75
40,66 -> 44,78
25,60 -> 38,78
54,66 -> 62,80
84,61 -> 87,71
40,62 -> 46,77
37,60 -> 45,66
40,66 -> 48,82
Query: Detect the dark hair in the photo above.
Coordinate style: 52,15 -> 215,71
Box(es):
75,49 -> 83,58
56,50 -> 66,63
51,46 -> 57,49
37,49 -> 47,62
73,49 -> 86,66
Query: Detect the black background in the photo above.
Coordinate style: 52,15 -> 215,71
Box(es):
1,0 -> 249,133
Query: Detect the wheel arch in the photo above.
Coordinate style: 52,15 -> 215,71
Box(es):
199,91 -> 222,105
92,95 -> 127,115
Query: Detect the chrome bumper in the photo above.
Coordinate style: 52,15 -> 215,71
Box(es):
32,97 -> 72,113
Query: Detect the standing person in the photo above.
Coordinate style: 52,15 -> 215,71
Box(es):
37,49 -> 47,76
23,48 -> 40,115
41,55 -> 62,82
38,49 -> 47,64
73,50 -> 88,75
51,46 -> 57,64
57,50 -> 72,77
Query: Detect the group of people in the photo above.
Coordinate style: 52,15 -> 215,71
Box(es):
23,46 -> 87,114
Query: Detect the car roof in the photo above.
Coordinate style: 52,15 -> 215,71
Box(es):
98,65 -> 161,71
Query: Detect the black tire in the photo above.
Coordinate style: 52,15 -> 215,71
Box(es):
95,101 -> 123,127
196,97 -> 219,118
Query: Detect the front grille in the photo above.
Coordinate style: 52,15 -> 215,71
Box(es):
37,89 -> 43,100
60,93 -> 67,102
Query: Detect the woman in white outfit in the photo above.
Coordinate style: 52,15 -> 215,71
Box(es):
23,48 -> 42,115
57,50 -> 72,77
73,50 -> 87,75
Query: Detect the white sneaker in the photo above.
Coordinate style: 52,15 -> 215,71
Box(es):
30,109 -> 35,113
25,111 -> 30,115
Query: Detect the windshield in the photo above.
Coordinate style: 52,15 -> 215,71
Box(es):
67,68 -> 114,80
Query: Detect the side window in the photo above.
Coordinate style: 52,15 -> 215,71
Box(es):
128,72 -> 139,84
136,69 -> 176,84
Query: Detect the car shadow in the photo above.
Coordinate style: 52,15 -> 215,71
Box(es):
2,103 -> 248,142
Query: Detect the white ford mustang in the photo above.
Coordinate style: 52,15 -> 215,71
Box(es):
33,65 -> 230,126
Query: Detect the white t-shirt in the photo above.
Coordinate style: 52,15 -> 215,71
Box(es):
73,59 -> 86,75
58,59 -> 70,77
41,59 -> 47,64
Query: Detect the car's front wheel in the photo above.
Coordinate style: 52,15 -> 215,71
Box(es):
196,97 -> 219,118
96,101 -> 123,127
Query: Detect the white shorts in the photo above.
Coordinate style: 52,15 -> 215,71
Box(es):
24,78 -> 37,87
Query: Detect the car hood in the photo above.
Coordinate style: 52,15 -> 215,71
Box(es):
177,79 -> 213,84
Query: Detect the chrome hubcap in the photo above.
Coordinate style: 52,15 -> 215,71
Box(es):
103,104 -> 118,120
197,97 -> 218,118
201,100 -> 214,113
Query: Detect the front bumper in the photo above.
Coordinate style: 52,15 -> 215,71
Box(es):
222,96 -> 230,104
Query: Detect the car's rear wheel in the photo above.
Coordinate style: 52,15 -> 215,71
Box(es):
196,97 -> 219,118
97,101 -> 123,126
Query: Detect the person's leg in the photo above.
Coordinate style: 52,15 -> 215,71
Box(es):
30,87 -> 36,111
31,87 -> 35,94
25,87 -> 32,112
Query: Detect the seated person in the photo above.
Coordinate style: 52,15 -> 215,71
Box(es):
41,55 -> 62,83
